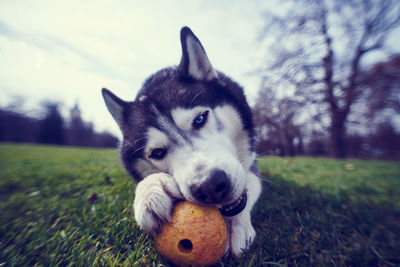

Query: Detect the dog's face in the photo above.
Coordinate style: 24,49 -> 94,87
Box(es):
103,27 -> 255,216
145,103 -> 251,214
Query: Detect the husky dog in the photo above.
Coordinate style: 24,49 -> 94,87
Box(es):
102,27 -> 261,257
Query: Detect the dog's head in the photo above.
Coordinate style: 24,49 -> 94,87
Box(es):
102,27 -> 255,216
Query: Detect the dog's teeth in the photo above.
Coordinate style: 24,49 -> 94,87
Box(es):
223,194 -> 244,211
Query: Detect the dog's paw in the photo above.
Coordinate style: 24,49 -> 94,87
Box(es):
133,173 -> 182,235
229,216 -> 256,258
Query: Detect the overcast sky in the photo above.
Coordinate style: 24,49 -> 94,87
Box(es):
1,0 -> 399,138
0,0 -> 276,137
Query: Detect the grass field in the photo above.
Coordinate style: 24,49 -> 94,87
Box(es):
1,143 -> 399,266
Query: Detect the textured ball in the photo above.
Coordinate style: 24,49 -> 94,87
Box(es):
156,201 -> 227,266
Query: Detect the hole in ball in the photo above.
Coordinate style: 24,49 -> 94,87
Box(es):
178,239 -> 193,254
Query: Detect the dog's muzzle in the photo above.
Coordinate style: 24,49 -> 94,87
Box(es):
190,169 -> 231,204
219,191 -> 247,217
189,169 -> 247,216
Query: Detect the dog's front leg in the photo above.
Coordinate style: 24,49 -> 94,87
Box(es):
227,172 -> 261,257
133,173 -> 183,236
227,210 -> 256,258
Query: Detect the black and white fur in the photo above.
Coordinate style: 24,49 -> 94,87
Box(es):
102,27 -> 261,258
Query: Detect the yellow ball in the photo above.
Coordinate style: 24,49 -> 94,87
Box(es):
156,201 -> 227,266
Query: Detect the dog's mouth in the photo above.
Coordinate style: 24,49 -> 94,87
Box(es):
219,191 -> 247,217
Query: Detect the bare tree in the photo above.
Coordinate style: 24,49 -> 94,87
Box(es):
259,0 -> 400,158
253,86 -> 303,156
38,102 -> 65,145
362,54 -> 400,116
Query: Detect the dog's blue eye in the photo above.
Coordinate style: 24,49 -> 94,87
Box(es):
193,111 -> 209,129
149,148 -> 167,160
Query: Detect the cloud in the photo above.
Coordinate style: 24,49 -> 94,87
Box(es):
0,0 -> 270,137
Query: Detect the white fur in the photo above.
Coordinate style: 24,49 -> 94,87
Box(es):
144,127 -> 171,173
226,172 -> 262,257
214,106 -> 254,169
171,106 -> 208,131
146,127 -> 169,156
133,173 -> 182,235
135,104 -> 261,257
168,106 -> 247,206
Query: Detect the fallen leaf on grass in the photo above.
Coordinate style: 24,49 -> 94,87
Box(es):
88,193 -> 98,203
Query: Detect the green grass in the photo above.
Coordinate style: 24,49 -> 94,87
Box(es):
1,143 -> 399,266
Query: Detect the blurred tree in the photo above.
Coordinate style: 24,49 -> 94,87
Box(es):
253,86 -> 303,156
38,102 -> 65,145
259,0 -> 400,158
66,103 -> 119,147
369,121 -> 400,159
0,108 -> 39,143
0,99 -> 118,147
5,95 -> 26,114
94,131 -> 119,148
346,133 -> 369,158
67,103 -> 94,146
361,54 -> 400,117
306,130 -> 329,156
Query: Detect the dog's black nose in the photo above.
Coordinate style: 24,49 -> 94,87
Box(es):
190,169 -> 231,204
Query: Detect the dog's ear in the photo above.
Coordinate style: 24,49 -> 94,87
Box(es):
102,88 -> 129,128
178,26 -> 218,81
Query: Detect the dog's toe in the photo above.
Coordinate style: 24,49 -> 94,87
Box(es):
230,218 -> 256,258
136,208 -> 163,235
133,173 -> 181,235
